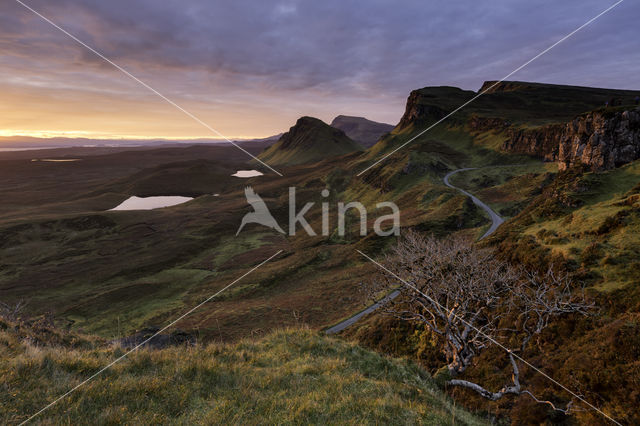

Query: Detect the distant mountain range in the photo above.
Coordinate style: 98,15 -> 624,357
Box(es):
0,134 -> 282,151
329,115 -> 394,147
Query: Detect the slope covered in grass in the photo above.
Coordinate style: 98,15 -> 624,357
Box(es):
1,321 -> 486,425
489,160 -> 640,290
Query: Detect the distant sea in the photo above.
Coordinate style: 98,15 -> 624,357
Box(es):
0,147 -> 61,152
0,143 -> 186,152
0,135 -> 280,153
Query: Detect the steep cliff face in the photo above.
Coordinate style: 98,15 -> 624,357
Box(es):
396,90 -> 448,130
501,123 -> 565,162
501,109 -> 640,171
557,109 -> 640,171
395,87 -> 475,131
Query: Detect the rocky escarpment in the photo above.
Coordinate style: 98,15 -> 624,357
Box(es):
501,123 -> 565,162
557,109 -> 640,170
396,91 -> 449,129
395,87 -> 475,131
500,109 -> 640,171
389,81 -> 640,172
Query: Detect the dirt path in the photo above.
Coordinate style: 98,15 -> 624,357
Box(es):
326,167 -> 504,334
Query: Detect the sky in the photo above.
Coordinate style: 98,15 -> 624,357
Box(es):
0,0 -> 638,140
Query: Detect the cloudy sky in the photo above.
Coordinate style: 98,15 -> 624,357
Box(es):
0,0 -> 638,139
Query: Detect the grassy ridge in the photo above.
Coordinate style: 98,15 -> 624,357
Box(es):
0,320 -> 486,425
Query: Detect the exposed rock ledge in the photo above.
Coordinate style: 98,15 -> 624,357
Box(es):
500,109 -> 640,171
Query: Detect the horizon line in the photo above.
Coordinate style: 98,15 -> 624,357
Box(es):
0,132 -> 281,143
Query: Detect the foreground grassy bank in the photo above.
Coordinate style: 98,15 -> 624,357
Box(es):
0,320 -> 485,425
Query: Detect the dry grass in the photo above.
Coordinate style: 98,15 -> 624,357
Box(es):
0,319 -> 486,425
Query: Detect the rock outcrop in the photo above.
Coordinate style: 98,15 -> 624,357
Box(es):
501,109 -> 640,171
396,87 -> 474,131
397,91 -> 448,129
501,123 -> 565,162
557,109 -> 640,171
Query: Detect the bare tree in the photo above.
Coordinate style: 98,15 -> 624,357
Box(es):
365,230 -> 592,413
0,300 -> 26,321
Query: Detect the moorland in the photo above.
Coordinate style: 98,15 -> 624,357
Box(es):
3,81 -> 640,424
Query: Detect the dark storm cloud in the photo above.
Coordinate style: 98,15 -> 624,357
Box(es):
1,0 -> 638,131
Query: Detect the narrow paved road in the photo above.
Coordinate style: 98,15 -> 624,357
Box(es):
443,168 -> 504,240
325,290 -> 401,334
326,167 -> 504,334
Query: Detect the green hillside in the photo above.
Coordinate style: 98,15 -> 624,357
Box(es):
258,116 -> 363,166
0,317 -> 485,425
488,159 -> 640,290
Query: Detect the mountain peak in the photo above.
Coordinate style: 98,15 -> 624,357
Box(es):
330,115 -> 394,148
257,116 -> 363,166
295,116 -> 326,126
331,115 -> 370,124
278,116 -> 351,149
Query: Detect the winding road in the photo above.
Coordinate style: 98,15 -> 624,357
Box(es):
326,167 -> 504,334
443,168 -> 504,240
